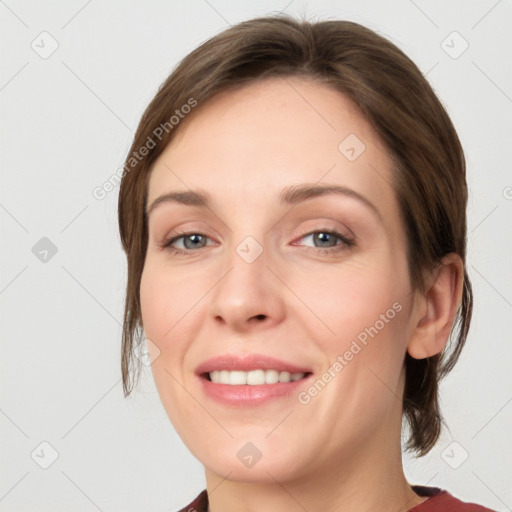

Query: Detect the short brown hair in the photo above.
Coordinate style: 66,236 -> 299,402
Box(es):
118,15 -> 472,457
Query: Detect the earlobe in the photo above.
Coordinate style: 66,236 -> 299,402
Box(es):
407,253 -> 464,360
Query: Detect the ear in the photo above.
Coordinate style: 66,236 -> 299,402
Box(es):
407,253 -> 464,359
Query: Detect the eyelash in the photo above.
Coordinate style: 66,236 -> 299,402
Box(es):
158,228 -> 355,257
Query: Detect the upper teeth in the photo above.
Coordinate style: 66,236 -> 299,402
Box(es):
209,369 -> 305,385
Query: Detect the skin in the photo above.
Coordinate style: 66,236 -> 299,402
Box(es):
140,76 -> 463,512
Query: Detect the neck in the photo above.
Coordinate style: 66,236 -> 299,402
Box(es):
205,415 -> 426,512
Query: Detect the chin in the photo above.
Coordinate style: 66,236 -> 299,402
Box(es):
199,439 -> 309,483
207,457 -> 302,483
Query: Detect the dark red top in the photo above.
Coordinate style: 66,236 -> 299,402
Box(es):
177,485 -> 495,511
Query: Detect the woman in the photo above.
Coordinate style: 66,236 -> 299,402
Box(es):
118,15 -> 494,512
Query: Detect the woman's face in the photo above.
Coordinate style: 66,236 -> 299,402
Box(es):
141,77 -> 419,482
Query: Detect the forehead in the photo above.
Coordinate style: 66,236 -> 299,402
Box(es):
147,76 -> 397,222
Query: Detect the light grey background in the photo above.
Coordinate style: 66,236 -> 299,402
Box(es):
1,1 -> 511,511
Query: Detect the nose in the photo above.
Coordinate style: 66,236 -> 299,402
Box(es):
208,239 -> 286,333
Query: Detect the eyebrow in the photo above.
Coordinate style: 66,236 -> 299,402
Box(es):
145,183 -> 381,220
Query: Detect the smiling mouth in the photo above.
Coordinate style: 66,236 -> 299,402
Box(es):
202,369 -> 313,385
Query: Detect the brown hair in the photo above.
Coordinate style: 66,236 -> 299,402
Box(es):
118,15 -> 472,457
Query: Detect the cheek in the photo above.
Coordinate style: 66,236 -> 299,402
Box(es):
139,264 -> 200,422
140,264 -> 191,379
140,267 -> 168,340
288,257 -> 411,402
289,259 -> 409,340
140,261 -> 203,341
294,265 -> 409,432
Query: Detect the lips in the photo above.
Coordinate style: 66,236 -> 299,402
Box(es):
195,353 -> 313,406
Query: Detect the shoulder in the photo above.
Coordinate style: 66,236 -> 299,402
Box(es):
176,489 -> 208,512
410,485 -> 495,512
